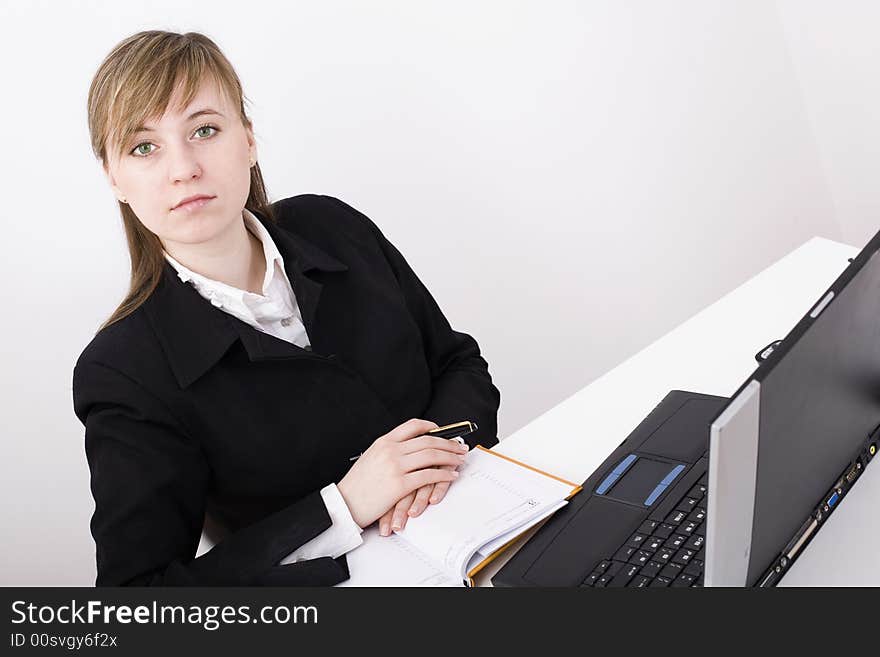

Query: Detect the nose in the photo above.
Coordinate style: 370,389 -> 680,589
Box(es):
167,143 -> 202,184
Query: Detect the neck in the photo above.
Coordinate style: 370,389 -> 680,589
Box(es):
163,212 -> 267,295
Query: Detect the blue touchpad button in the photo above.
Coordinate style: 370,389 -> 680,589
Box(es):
596,472 -> 619,495
661,464 -> 685,486
644,483 -> 667,506
612,454 -> 638,475
596,454 -> 638,495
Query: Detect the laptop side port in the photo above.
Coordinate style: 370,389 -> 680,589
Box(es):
845,463 -> 860,484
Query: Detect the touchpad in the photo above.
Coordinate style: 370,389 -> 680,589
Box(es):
605,458 -> 680,505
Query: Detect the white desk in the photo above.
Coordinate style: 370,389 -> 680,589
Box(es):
475,237 -> 879,587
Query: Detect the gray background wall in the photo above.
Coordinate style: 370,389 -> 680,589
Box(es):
0,0 -> 869,585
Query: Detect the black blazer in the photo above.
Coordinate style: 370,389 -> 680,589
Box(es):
72,194 -> 500,586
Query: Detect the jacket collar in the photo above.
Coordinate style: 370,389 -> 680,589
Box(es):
143,206 -> 349,389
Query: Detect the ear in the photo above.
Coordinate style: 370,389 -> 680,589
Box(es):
102,158 -> 125,202
245,124 -> 258,164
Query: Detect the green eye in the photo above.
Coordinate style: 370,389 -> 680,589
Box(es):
129,124 -> 219,157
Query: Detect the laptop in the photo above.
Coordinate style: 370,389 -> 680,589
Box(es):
492,230 -> 880,587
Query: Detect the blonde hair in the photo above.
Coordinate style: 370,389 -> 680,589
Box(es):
87,30 -> 276,332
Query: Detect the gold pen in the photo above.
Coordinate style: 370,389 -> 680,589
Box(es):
348,420 -> 478,461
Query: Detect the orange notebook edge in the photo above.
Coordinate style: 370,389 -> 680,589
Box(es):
465,532 -> 529,585
474,445 -> 583,495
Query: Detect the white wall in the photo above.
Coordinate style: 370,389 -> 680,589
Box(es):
0,0 -> 840,585
775,0 -> 880,248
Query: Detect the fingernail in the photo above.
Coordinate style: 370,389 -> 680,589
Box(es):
391,518 -> 401,530
452,471 -> 460,477
409,506 -> 420,516
429,496 -> 439,503
380,524 -> 388,536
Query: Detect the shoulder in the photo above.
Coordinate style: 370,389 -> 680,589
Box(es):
72,306 -> 165,398
269,194 -> 384,245
75,306 -> 152,371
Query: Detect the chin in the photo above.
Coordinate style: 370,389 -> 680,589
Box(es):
162,216 -> 218,244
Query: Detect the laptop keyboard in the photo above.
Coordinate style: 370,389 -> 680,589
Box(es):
581,473 -> 708,588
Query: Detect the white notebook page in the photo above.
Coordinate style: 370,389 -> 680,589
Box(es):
395,447 -> 575,577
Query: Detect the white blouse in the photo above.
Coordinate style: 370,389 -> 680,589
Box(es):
163,208 -> 363,565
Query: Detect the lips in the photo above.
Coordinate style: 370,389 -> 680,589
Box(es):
172,195 -> 215,211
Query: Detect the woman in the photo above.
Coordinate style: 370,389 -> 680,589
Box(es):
73,30 -> 500,586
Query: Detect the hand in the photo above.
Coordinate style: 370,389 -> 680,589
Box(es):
336,418 -> 470,529
377,462 -> 462,536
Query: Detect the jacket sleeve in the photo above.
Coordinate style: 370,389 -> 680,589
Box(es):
72,359 -> 350,586
325,195 -> 502,449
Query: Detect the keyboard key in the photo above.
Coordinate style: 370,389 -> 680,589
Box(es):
595,560 -> 624,586
688,484 -> 707,499
654,523 -> 676,539
698,473 -> 708,486
679,521 -> 698,535
660,562 -> 684,580
649,576 -> 673,587
595,560 -> 612,573
640,561 -> 663,578
627,533 -> 647,548
583,570 -> 603,586
684,560 -> 703,577
672,573 -> 696,587
613,546 -> 637,562
656,547 -> 675,563
629,575 -> 653,588
609,563 -> 641,587
695,523 -> 706,537
673,549 -> 696,566
607,561 -> 626,576
639,519 -> 660,535
676,497 -> 699,512
666,510 -> 687,525
643,536 -> 664,552
664,534 -> 687,550
685,534 -> 705,551
688,508 -> 706,524
628,550 -> 653,567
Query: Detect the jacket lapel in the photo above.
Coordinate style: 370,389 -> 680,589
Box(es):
144,206 -> 349,389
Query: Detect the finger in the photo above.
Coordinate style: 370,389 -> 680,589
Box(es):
378,509 -> 395,537
408,484 -> 434,517
391,495 -> 414,532
400,435 -> 470,455
429,480 -> 451,505
385,419 -> 440,443
403,467 -> 459,492
400,448 -> 467,473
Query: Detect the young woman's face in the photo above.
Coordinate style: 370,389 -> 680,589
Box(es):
104,78 -> 257,250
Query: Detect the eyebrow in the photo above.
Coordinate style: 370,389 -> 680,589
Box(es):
133,109 -> 225,135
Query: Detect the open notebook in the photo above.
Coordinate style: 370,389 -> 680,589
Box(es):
337,446 -> 582,587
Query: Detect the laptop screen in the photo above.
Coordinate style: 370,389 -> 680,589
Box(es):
745,244 -> 880,584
